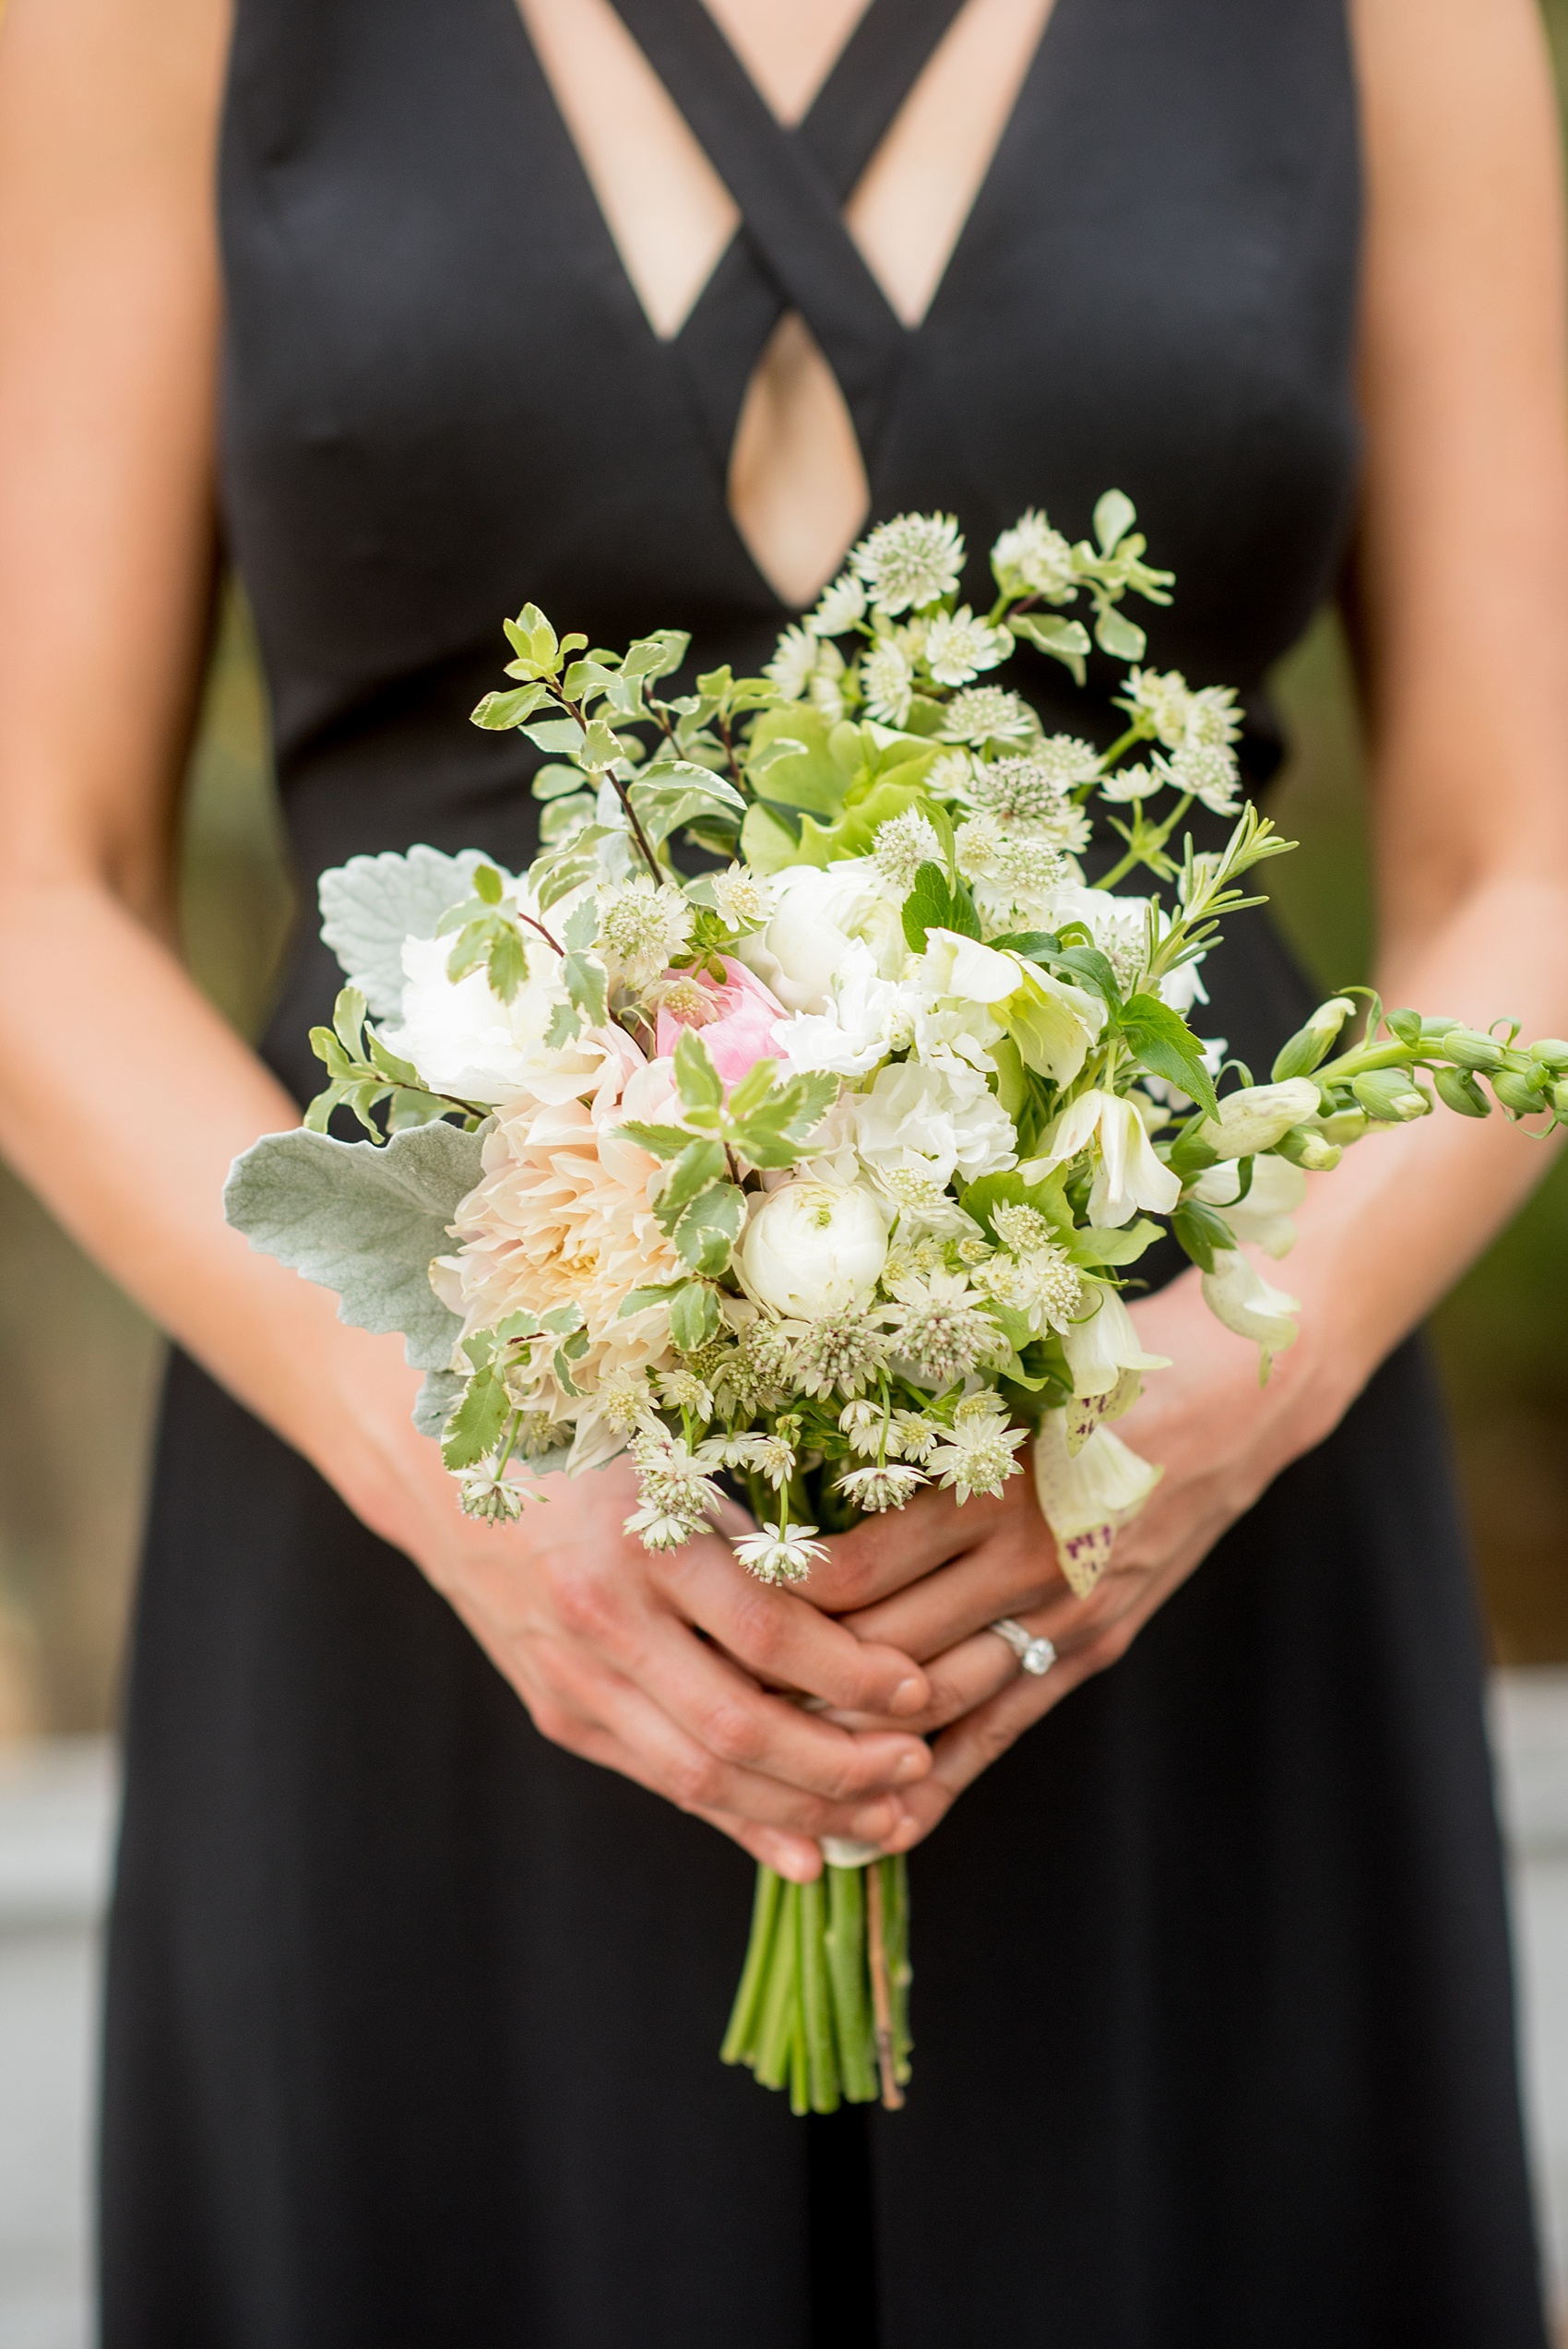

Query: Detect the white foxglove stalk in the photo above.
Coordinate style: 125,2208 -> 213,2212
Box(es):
1027,1090 -> 1182,1227
1201,1248 -> 1300,1370
1196,1079 -> 1321,1160
1191,1153 -> 1307,1258
1032,1411 -> 1163,1599
739,1182 -> 889,1318
1062,1282 -> 1170,1398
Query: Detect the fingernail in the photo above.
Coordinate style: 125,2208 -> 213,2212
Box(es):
895,1747 -> 929,1783
889,1676 -> 926,1715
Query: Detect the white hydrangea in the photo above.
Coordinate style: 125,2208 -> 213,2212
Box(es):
850,512 -> 965,615
764,624 -> 819,701
940,686 -> 1035,745
872,807 -> 944,892
991,508 -> 1076,600
861,638 -> 916,727
923,606 -> 1011,688
805,571 -> 867,637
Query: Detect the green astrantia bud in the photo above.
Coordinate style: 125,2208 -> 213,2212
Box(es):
1271,996 -> 1356,1081
1274,1122 -> 1343,1172
1352,1069 -> 1429,1123
1440,1026 -> 1506,1072
1433,1065 -> 1491,1119
1491,1066 -> 1550,1117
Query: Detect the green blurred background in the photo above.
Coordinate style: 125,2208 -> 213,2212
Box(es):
3,15 -> 1568,1735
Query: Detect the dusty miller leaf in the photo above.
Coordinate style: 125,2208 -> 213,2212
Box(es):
318,846 -> 492,1018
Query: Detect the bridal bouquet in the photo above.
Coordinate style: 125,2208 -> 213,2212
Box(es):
226,494 -> 1568,2114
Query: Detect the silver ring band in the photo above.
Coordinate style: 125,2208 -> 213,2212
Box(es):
989,1617 -> 1057,1677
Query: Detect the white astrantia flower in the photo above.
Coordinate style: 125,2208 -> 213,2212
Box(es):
1166,740 -> 1241,817
1123,667 -> 1242,755
457,1465 -> 531,1523
739,1181 -> 890,1318
806,571 -> 867,637
851,511 -> 965,615
789,1308 -> 890,1400
1061,1280 -> 1171,1398
764,623 -> 818,701
872,807 -> 944,893
956,817 -> 1069,922
1195,1078 -> 1322,1160
888,1409 -> 942,1462
926,748 -> 978,796
732,1521 -> 830,1585
710,863 -> 775,933
834,1462 -> 929,1512
885,1269 -> 1004,1387
923,606 -> 1012,688
861,638 -> 916,727
1032,1411 -> 1163,1598
1190,1153 -> 1307,1258
838,1397 -> 885,1453
852,1055 -> 1018,1190
941,686 -> 1035,745
1201,1248 -> 1300,1370
976,1220 -> 1082,1338
808,638 -> 849,724
1025,1088 -> 1182,1227
927,1395 -> 1028,1501
596,876 -> 694,986
1098,761 -> 1163,805
991,508 -> 1076,599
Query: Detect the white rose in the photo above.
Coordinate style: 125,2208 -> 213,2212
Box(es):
734,860 -> 890,1013
739,1181 -> 890,1317
379,931 -> 564,1105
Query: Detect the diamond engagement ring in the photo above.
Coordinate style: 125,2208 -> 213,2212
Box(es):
989,1617 -> 1057,1677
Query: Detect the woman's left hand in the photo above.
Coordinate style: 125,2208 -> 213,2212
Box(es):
798,1262 -> 1354,1853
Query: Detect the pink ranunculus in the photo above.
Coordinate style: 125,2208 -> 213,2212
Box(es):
655,957 -> 786,1087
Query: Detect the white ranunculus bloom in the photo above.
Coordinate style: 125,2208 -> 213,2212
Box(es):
1191,1152 -> 1308,1258
733,860 -> 892,1013
1201,1248 -> 1300,1362
1032,1410 -> 1164,1599
1196,1079 -> 1321,1160
739,1181 -> 890,1317
852,1057 -> 1017,1190
1026,1089 -> 1182,1227
1062,1281 -> 1171,1398
380,930 -> 567,1106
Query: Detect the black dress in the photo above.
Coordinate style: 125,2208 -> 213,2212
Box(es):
101,1 -> 1550,2342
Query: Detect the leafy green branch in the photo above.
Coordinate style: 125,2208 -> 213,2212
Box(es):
304,987 -> 490,1140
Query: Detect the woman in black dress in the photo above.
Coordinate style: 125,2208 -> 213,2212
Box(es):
0,0 -> 1566,2339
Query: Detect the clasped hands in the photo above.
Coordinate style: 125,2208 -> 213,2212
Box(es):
430,1269 -> 1345,1882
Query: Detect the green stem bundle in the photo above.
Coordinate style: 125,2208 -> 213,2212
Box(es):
722,1854 -> 912,2113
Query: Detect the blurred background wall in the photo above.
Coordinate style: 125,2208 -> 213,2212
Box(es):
4,9 -> 1568,1737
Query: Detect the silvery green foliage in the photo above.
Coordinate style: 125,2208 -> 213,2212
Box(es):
413,1367 -> 468,1439
224,1120 -> 483,1370
319,846 -> 491,1018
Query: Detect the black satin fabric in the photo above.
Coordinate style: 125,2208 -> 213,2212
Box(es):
101,1 -> 1549,2341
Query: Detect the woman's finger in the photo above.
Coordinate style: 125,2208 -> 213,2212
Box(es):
839,1521 -> 1061,1662
802,1483 -> 1008,1612
548,1711 -> 826,1883
535,1636 -> 921,1850
655,1532 -> 932,1716
609,1601 -> 934,1804
809,1628 -> 1020,1735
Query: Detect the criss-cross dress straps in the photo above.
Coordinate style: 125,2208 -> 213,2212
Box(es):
604,0 -> 966,471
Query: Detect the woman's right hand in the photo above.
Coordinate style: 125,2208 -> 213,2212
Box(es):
341,1353 -> 934,1884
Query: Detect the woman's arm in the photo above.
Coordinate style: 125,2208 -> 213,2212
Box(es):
0,0 -> 932,1881
806,0 -> 1568,1842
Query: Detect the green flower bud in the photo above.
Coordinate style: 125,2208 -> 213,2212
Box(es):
1271,996 -> 1356,1081
1553,1079 -> 1568,1119
1318,1106 -> 1370,1145
1527,1039 -> 1568,1075
1352,1069 -> 1429,1123
1491,1067 -> 1550,1117
1432,1065 -> 1491,1119
1441,1026 -> 1506,1072
1274,1122 -> 1344,1172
